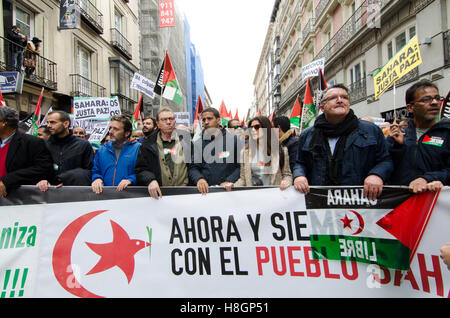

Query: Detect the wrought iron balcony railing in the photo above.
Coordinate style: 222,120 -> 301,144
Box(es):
110,28 -> 132,60
302,18 -> 315,43
70,74 -> 106,97
315,0 -> 331,22
77,0 -> 103,34
0,35 -> 57,90
349,77 -> 367,104
444,29 -> 450,66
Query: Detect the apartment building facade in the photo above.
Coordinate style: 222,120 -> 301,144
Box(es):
254,0 -> 449,123
0,0 -> 141,120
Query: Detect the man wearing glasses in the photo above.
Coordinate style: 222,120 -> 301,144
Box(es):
293,84 -> 393,201
387,80 -> 449,192
135,107 -> 191,199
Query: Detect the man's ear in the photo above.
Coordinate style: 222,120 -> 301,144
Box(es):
406,103 -> 414,115
64,120 -> 70,129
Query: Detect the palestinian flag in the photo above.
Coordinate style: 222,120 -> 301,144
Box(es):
302,77 -> 317,129
241,115 -> 246,128
162,52 -> 183,104
289,95 -> 302,128
28,87 -> 44,136
234,109 -> 239,121
154,60 -> 165,96
0,89 -> 6,106
306,187 -> 441,270
219,100 -> 229,127
132,93 -> 144,131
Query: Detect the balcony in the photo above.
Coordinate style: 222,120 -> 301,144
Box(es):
70,74 -> 106,97
77,0 -> 103,34
280,37 -> 301,78
110,28 -> 132,60
315,0 -> 331,22
0,36 -> 57,90
349,77 -> 367,104
302,18 -> 315,45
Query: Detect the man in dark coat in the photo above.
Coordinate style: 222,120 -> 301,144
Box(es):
0,106 -> 53,196
293,84 -> 393,201
6,25 -> 27,71
188,107 -> 242,194
36,110 -> 94,191
387,79 -> 449,192
273,116 -> 299,172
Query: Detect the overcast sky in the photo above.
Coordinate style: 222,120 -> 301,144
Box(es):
177,0 -> 275,119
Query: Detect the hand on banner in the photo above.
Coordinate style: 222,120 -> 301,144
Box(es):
148,180 -> 162,199
363,174 -> 384,201
427,180 -> 444,192
408,177 -> 428,193
116,179 -> 132,192
91,178 -> 104,194
36,180 -> 51,192
293,176 -> 310,194
220,181 -> 234,192
280,179 -> 291,191
0,181 -> 7,197
197,178 -> 209,195
440,243 -> 450,270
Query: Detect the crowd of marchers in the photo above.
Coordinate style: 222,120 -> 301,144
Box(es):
0,79 -> 449,268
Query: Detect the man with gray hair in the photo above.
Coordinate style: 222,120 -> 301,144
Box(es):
293,84 -> 393,200
0,106 -> 53,196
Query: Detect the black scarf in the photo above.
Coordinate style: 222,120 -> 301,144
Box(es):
310,109 -> 359,185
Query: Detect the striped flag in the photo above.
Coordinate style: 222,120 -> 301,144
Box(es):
132,93 -> 144,131
193,95 -> 204,133
289,95 -> 302,128
219,100 -> 229,127
307,187 -> 440,270
28,87 -> 44,136
301,77 -> 317,129
0,89 -> 6,106
162,52 -> 183,104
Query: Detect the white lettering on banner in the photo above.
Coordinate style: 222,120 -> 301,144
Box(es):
0,187 -> 448,298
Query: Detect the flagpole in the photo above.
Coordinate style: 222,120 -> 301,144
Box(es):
393,82 -> 397,123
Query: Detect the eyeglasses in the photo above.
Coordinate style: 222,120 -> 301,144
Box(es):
231,125 -> 242,129
250,124 -> 261,130
411,95 -> 444,104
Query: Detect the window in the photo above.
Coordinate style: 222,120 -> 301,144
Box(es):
78,45 -> 91,79
110,57 -> 139,113
387,25 -> 416,59
349,61 -> 366,84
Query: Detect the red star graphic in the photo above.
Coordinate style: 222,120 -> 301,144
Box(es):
340,214 -> 353,230
85,220 -> 150,283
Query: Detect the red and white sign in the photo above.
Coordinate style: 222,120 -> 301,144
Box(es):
159,0 -> 175,28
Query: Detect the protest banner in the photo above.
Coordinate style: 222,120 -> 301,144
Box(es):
301,58 -> 325,81
73,96 -> 121,121
130,72 -> 155,99
374,36 -> 422,100
88,120 -> 110,146
174,112 -> 190,128
0,186 -> 448,298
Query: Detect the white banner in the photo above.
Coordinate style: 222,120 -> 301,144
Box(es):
0,187 -> 449,298
73,96 -> 121,121
302,58 -> 325,81
130,72 -> 155,99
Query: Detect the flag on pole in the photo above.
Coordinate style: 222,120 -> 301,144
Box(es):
162,52 -> 183,104
289,95 -> 302,128
219,100 -> 229,127
154,61 -> 165,96
234,109 -> 239,121
193,95 -> 204,132
257,106 -> 261,116
240,115 -> 246,128
132,93 -> 144,131
269,110 -> 276,122
0,90 -> 6,106
301,77 -> 317,130
318,67 -> 327,91
28,87 -> 45,136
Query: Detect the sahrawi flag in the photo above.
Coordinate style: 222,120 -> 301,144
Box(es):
289,95 -> 302,128
306,187 -> 441,270
301,77 -> 317,129
132,93 -> 144,131
28,87 -> 45,136
162,52 -> 183,105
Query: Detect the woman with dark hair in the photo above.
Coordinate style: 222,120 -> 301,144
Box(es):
234,116 -> 292,189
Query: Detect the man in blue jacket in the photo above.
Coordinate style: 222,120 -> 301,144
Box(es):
188,107 -> 242,194
91,115 -> 140,194
387,80 -> 449,193
293,84 -> 393,200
